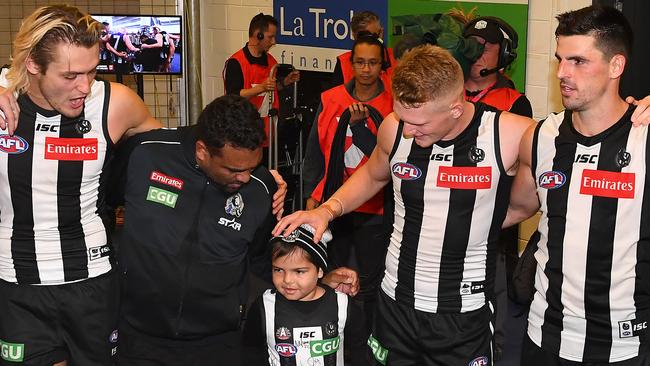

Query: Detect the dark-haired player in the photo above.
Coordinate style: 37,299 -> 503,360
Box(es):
113,95 -> 358,366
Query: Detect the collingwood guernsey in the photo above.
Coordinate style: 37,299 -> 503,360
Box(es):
528,106 -> 650,363
385,103 -> 512,313
0,80 -> 113,285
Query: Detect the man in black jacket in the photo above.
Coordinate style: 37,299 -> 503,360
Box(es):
113,95 -> 358,366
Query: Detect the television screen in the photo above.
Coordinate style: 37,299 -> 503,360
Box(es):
92,15 -> 182,75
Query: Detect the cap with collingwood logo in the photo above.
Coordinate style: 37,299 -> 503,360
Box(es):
269,224 -> 332,271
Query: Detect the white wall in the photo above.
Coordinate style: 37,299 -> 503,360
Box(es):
201,0 -> 273,106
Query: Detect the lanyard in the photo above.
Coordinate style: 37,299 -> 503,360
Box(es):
465,80 -> 497,103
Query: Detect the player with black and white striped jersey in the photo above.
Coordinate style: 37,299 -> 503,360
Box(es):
505,5 -> 650,365
275,44 -> 534,365
0,6 -> 290,366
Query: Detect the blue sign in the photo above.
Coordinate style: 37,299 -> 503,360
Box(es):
274,0 -> 388,50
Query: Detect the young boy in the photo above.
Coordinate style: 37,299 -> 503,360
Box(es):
242,225 -> 367,365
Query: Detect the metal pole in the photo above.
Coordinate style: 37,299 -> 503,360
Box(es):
185,0 -> 203,124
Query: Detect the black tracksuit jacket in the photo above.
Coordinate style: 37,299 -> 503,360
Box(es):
113,126 -> 276,340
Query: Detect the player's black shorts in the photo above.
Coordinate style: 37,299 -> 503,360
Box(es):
117,322 -> 243,366
368,290 -> 494,366
0,271 -> 119,365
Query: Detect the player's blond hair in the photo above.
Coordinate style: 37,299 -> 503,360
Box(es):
7,4 -> 102,94
391,45 -> 464,108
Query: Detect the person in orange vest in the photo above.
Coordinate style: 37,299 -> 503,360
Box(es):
223,13 -> 299,150
330,11 -> 396,89
462,15 -> 532,361
304,33 -> 393,355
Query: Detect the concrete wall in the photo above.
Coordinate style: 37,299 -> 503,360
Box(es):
200,0 -> 273,105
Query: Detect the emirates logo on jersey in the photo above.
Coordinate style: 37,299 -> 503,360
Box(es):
0,135 -> 29,154
44,137 -> 98,161
392,162 -> 422,180
437,166 -> 491,189
150,171 -> 184,190
580,169 -> 635,199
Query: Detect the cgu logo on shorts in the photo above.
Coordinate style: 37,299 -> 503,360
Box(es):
469,356 -> 489,366
0,339 -> 24,363
146,186 -> 179,208
367,334 -> 388,365
580,169 -> 635,199
310,336 -> 340,357
539,171 -> 566,189
44,137 -> 98,161
275,343 -> 298,357
392,162 -> 422,180
0,135 -> 29,154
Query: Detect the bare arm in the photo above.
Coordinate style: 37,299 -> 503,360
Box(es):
503,123 -> 541,228
498,111 -> 536,175
239,80 -> 273,99
123,34 -> 139,52
107,82 -> 162,143
273,112 -> 398,242
105,41 -> 121,56
168,36 -> 176,59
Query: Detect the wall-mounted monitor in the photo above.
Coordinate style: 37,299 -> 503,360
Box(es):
92,14 -> 182,75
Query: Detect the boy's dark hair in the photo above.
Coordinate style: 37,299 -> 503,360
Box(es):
350,31 -> 387,70
196,95 -> 265,154
555,5 -> 633,60
271,241 -> 321,270
248,13 -> 278,37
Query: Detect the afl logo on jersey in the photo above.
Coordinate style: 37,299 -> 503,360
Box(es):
0,135 -> 29,154
539,171 -> 566,189
392,162 -> 422,180
275,343 -> 298,357
468,356 -> 489,366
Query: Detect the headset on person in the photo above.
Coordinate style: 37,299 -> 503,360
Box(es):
251,12 -> 268,43
464,16 -> 519,77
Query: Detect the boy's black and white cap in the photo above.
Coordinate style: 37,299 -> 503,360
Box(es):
270,224 -> 332,271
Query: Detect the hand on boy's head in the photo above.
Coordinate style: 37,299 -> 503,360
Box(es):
273,209 -> 330,242
321,267 -> 359,297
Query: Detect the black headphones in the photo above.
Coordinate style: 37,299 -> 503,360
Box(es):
351,31 -> 391,71
257,31 -> 264,40
465,16 -> 519,71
